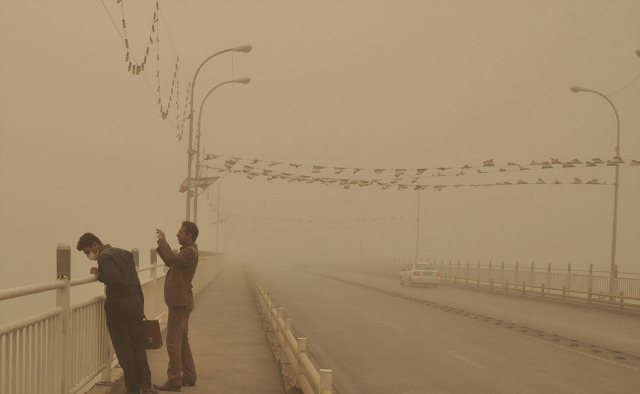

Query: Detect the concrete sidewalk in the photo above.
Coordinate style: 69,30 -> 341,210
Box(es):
143,264 -> 285,393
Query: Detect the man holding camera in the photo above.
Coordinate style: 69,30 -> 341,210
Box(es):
153,222 -> 199,392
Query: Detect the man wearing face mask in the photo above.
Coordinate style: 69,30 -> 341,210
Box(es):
77,232 -> 156,394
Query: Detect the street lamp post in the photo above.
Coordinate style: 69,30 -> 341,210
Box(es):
193,77 -> 251,223
359,204 -> 364,262
415,190 -> 421,261
570,86 -> 621,298
215,177 -> 223,252
206,175 -> 226,252
185,45 -> 252,221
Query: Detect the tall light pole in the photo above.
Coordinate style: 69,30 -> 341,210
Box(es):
570,86 -> 621,297
415,190 -> 421,261
215,176 -> 224,252
207,175 -> 227,252
185,45 -> 252,221
193,77 -> 251,223
359,204 -> 364,262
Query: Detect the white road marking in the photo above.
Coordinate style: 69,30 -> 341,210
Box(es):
477,316 -> 640,372
446,350 -> 485,368
528,334 -> 640,372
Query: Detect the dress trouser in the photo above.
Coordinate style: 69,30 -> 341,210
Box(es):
105,296 -> 152,391
166,306 -> 196,385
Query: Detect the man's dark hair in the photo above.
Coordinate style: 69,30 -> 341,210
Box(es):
76,233 -> 103,251
181,221 -> 199,241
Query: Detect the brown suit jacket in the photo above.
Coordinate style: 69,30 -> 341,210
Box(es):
156,240 -> 198,309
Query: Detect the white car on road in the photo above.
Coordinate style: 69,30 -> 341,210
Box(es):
399,262 -> 441,287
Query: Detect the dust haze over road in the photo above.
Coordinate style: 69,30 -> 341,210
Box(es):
250,260 -> 640,394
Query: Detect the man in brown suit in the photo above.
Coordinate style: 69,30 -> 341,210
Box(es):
153,221 -> 199,392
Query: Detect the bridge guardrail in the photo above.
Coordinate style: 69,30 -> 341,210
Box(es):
245,267 -> 333,394
342,258 -> 640,310
0,244 -> 222,394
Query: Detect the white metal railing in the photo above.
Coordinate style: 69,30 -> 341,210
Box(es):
245,268 -> 333,394
0,244 -> 223,394
344,258 -> 640,309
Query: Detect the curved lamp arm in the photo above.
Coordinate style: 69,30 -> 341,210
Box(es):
196,78 -> 251,140
189,46 -> 253,130
570,86 -> 620,156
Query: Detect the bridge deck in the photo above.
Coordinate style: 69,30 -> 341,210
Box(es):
110,264 -> 284,393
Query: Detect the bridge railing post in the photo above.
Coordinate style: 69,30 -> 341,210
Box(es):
488,260 -> 493,284
264,294 -> 272,342
530,262 -> 535,291
319,369 -> 333,394
56,244 -> 71,394
98,246 -> 114,384
465,260 -> 470,286
587,264 -> 593,304
610,265 -> 619,303
282,317 -> 292,379
276,308 -> 285,362
131,248 -> 140,271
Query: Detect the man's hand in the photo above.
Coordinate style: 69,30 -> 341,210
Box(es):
156,229 -> 166,241
90,267 -> 99,277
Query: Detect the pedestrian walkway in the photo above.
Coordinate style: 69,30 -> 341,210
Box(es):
112,264 -> 285,393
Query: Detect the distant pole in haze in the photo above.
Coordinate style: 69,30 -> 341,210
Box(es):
359,204 -> 364,263
570,86 -> 621,299
185,45 -> 252,221
193,77 -> 251,223
215,177 -> 224,252
415,190 -> 421,261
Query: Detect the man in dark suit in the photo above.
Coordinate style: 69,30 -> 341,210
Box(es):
77,232 -> 155,394
153,221 -> 199,392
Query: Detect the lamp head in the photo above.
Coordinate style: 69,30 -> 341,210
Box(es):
232,45 -> 253,53
570,86 -> 587,93
233,77 -> 251,84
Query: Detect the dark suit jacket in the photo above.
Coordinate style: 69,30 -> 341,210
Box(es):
156,240 -> 198,309
96,245 -> 144,302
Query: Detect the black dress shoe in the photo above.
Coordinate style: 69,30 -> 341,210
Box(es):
152,382 -> 182,392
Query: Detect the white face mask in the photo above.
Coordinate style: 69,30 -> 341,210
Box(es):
87,251 -> 97,261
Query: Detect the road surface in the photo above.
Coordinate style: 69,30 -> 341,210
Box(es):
250,263 -> 640,394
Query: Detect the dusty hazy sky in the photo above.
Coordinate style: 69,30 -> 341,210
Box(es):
1,0 -> 639,290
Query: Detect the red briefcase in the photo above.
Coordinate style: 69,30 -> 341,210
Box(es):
142,318 -> 163,349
